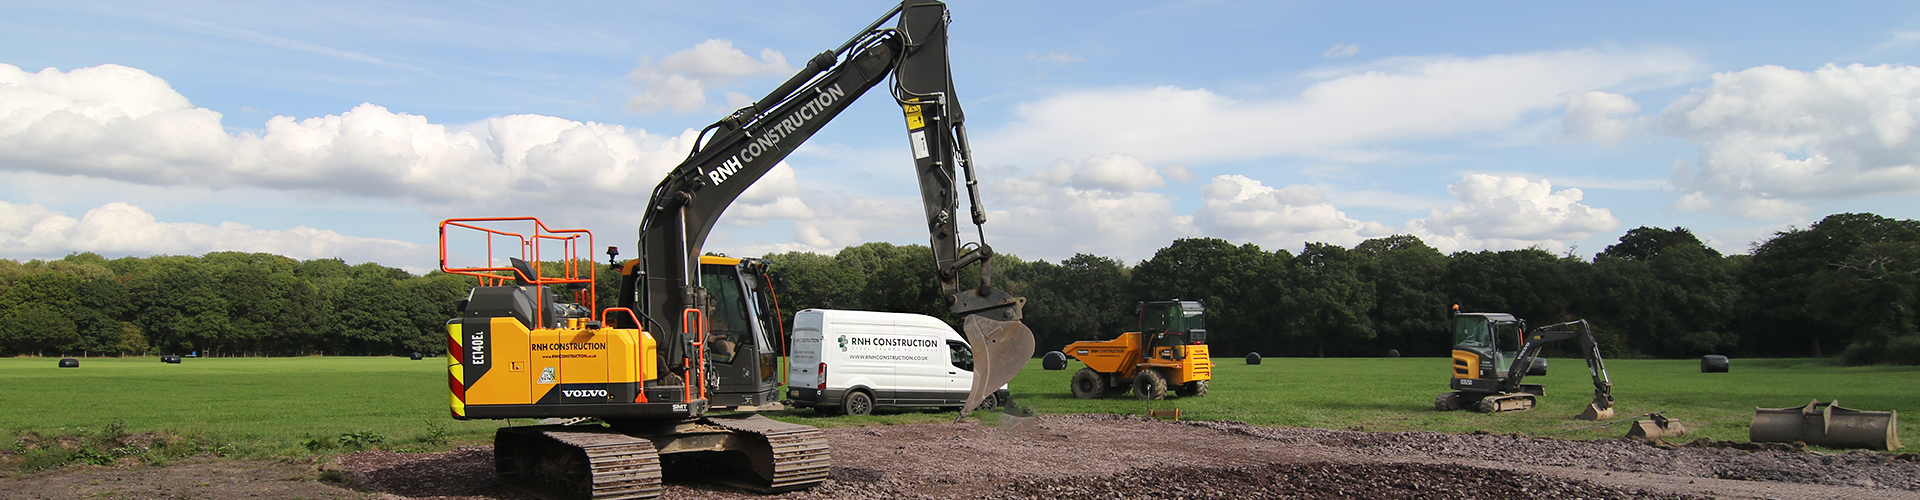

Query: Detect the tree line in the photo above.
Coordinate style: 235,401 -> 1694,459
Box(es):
0,252 -> 469,357
765,212 -> 1920,366
2,212 -> 1915,365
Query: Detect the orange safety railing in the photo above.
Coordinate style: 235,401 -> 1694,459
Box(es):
439,217 -> 597,329
682,307 -> 708,402
598,307 -> 650,404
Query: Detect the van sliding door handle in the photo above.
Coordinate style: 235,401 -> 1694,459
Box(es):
948,371 -> 957,375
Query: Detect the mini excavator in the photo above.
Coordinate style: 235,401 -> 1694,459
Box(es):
437,2 -> 1034,498
1434,306 -> 1615,420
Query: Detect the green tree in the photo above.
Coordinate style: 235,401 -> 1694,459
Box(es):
1814,242 -> 1920,365
1131,238 -> 1290,357
1591,227 -> 1739,357
1293,242 -> 1374,357
1739,213 -> 1920,357
1354,235 -> 1449,357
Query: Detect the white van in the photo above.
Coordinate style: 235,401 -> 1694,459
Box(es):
786,309 -> 1010,416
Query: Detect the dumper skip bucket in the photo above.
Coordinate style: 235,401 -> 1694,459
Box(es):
1751,399 -> 1901,451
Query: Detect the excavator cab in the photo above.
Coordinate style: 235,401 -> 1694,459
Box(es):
1139,300 -> 1206,360
698,255 -> 785,409
1450,313 -> 1526,380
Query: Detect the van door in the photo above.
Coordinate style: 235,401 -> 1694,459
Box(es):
944,339 -> 976,406
788,313 -> 823,404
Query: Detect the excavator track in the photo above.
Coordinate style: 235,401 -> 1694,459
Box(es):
495,427 -> 664,500
698,413 -> 832,492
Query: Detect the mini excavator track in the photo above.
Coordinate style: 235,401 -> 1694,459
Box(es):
492,414 -> 829,500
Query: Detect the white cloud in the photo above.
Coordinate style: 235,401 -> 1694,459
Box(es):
1322,43 -> 1360,58
981,48 -> 1697,165
1190,175 -> 1387,250
1661,63 -> 1920,219
1029,52 -> 1085,64
0,200 -> 425,268
1560,91 -> 1642,145
1162,165 -> 1194,183
625,39 -> 791,114
0,63 -> 696,223
1408,174 -> 1619,253
724,162 -> 815,226
1068,154 -> 1165,191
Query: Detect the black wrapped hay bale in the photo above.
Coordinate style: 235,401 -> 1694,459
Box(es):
59,358 -> 78,368
1246,352 -> 1262,365
162,355 -> 182,364
1524,357 -> 1547,376
1387,349 -> 1400,358
411,352 -> 424,360
1701,355 -> 1729,373
1041,351 -> 1068,370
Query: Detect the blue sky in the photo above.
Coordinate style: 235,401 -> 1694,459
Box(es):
4,1 -> 1920,272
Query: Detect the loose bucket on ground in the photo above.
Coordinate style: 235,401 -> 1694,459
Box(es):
1751,399 -> 1901,451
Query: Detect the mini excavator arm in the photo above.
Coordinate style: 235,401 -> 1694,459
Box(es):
1509,320 -> 1615,417
616,0 -> 1030,419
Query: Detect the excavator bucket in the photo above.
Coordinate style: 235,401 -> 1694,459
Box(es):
958,314 -> 1035,420
1626,417 -> 1687,440
1751,399 -> 1901,451
1576,403 -> 1615,421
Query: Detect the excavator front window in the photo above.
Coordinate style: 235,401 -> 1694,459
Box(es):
1454,316 -> 1493,350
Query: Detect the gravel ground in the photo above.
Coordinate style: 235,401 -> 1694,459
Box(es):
4,414 -> 1916,499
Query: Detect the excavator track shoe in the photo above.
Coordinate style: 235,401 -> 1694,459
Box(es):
495,427 -> 664,500
700,414 -> 832,492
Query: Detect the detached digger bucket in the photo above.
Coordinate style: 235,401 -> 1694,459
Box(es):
1751,400 -> 1901,451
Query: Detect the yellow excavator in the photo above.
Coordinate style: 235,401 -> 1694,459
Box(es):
438,2 -> 1034,498
1433,306 -> 1615,420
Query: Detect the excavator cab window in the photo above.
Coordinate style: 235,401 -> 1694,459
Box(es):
1453,316 -> 1493,350
1493,320 -> 1522,375
702,264 -> 757,365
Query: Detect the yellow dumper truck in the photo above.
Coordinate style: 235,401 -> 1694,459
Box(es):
1064,300 -> 1212,400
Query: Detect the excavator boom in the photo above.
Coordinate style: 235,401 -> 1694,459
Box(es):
619,0 -> 1029,419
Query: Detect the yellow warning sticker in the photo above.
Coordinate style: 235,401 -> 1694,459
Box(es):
903,103 -> 925,130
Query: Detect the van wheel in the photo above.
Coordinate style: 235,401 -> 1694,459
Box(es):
1070,368 -> 1105,399
842,390 -> 874,416
973,392 -> 999,413
1132,369 -> 1167,400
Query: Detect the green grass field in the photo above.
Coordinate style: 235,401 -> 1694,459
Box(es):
2,355 -> 1913,463
0,356 -> 502,457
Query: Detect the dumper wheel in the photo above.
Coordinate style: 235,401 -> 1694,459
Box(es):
1070,368 -> 1105,399
1175,380 -> 1208,397
1133,369 -> 1168,400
